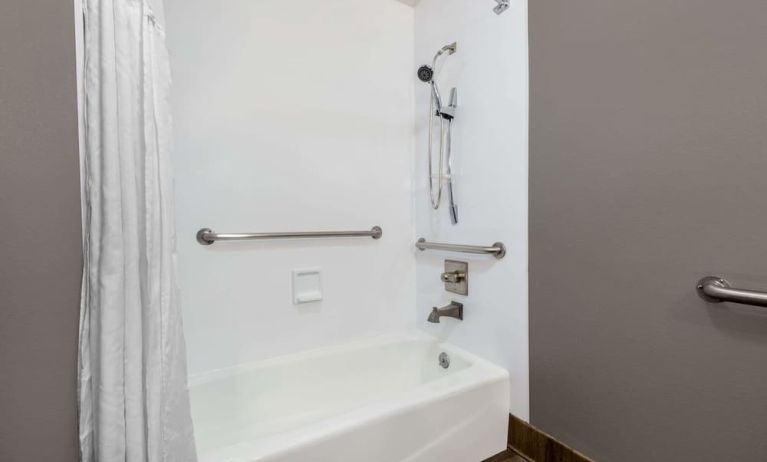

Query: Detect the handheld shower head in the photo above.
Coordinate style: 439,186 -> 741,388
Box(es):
417,65 -> 434,83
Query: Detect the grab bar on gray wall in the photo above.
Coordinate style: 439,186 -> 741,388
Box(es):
696,276 -> 767,308
415,238 -> 506,259
197,226 -> 382,245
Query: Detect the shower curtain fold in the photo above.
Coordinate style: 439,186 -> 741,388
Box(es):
77,0 -> 196,460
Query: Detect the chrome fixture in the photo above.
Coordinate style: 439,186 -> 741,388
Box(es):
493,0 -> 510,15
438,352 -> 451,369
416,238 -> 506,259
428,301 -> 464,323
442,260 -> 468,296
197,226 -> 382,245
418,43 -> 460,224
445,88 -> 459,224
696,276 -> 767,308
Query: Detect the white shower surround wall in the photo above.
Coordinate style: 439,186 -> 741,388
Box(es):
167,0 -> 529,419
414,0 -> 530,419
166,0 -> 417,376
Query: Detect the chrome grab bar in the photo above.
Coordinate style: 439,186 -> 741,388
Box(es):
197,226 -> 383,245
415,238 -> 506,259
696,276 -> 767,308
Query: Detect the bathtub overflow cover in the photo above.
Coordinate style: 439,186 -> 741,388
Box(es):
439,352 -> 450,369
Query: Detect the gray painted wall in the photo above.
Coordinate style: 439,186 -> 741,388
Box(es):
529,1 -> 767,461
0,1 -> 81,461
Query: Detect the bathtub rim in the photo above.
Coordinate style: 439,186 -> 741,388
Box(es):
187,330 -> 507,387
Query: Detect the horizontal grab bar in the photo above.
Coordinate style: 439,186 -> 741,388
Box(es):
197,226 -> 383,245
415,238 -> 506,259
696,276 -> 767,308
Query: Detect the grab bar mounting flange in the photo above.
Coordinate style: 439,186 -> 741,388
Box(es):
696,276 -> 767,308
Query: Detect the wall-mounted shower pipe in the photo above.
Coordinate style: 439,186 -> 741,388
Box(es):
418,42 -> 459,223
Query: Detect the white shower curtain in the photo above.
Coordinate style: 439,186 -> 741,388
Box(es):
77,0 -> 197,461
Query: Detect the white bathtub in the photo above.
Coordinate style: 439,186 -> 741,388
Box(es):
189,332 -> 510,462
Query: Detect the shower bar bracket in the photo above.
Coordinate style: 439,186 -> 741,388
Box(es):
416,238 -> 506,259
493,0 -> 510,15
197,226 -> 383,245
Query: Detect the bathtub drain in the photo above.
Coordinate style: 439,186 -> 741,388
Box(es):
439,352 -> 450,369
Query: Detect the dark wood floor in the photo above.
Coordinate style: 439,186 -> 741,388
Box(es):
483,449 -> 529,462
482,415 -> 593,462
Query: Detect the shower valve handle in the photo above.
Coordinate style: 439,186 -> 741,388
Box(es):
441,271 -> 466,284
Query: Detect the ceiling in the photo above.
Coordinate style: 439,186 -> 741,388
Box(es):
394,0 -> 420,6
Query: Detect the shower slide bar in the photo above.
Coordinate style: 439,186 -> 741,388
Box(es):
196,226 -> 383,246
415,238 -> 506,259
696,276 -> 767,308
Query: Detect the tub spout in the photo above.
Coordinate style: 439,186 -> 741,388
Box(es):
427,301 -> 464,323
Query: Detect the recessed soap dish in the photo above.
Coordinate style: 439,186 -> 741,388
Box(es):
292,268 -> 323,305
